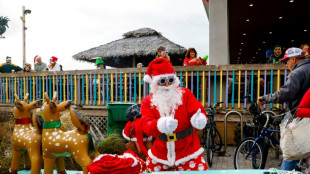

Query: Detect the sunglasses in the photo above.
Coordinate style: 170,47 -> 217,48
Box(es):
284,57 -> 293,64
157,76 -> 175,85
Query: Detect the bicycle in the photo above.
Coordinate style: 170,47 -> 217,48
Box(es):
234,100 -> 286,169
202,101 -> 224,167
267,106 -> 285,150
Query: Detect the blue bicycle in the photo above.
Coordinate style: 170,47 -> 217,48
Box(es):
233,101 -> 285,169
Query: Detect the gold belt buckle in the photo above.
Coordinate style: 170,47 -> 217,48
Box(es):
167,133 -> 177,142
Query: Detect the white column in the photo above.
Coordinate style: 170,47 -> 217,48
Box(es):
209,0 -> 229,65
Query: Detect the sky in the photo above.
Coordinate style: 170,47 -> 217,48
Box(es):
0,0 -> 209,70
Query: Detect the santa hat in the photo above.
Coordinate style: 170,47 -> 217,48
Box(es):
50,56 -> 58,62
34,55 -> 41,63
87,150 -> 146,174
143,58 -> 175,83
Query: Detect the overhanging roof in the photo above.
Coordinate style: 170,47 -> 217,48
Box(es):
229,0 -> 310,64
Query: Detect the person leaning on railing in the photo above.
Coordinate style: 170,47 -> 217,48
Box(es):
0,56 -> 22,73
34,55 -> 47,72
300,43 -> 309,58
155,46 -> 170,61
47,56 -> 62,71
183,48 -> 206,98
257,47 -> 310,171
22,63 -> 34,72
183,48 -> 207,66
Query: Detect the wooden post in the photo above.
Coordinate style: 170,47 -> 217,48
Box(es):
22,6 -> 26,67
132,55 -> 136,68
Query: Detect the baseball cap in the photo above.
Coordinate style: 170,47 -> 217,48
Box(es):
266,50 -> 273,58
280,47 -> 305,62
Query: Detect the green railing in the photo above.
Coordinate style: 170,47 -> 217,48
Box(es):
0,64 -> 288,110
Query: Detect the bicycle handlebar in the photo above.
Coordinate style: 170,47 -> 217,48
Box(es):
212,101 -> 224,108
207,101 -> 224,116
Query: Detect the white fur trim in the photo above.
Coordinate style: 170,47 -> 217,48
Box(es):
148,146 -> 204,166
175,147 -> 204,166
122,152 -> 138,167
148,149 -> 173,166
167,141 -> 176,166
122,129 -> 152,142
152,74 -> 176,84
122,129 -> 137,141
157,117 -> 168,133
144,74 -> 152,83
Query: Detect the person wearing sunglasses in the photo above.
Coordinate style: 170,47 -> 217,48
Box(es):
140,58 -> 208,171
257,47 -> 310,171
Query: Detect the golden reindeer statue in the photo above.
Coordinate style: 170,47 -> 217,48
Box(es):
35,92 -> 99,174
10,94 -> 41,174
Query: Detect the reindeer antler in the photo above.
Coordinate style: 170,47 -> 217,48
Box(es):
14,94 -> 21,102
23,93 -> 29,102
44,92 -> 50,104
52,92 -> 57,102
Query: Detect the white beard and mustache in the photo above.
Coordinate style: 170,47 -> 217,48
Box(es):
150,77 -> 183,117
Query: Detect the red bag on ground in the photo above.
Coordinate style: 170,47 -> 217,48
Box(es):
87,150 -> 146,174
296,88 -> 310,118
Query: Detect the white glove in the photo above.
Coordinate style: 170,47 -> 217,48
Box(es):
190,108 -> 207,130
165,117 -> 178,133
157,111 -> 178,134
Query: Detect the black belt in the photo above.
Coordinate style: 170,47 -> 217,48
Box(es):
158,126 -> 194,142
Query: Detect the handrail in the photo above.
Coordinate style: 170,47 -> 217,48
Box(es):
0,64 -> 287,77
0,64 -> 289,110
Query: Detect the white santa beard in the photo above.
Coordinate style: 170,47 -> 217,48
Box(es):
150,78 -> 183,117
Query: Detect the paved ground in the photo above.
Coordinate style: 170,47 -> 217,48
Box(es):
203,145 -> 283,170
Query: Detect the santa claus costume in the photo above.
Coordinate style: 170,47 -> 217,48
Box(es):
122,104 -> 153,160
141,58 -> 208,171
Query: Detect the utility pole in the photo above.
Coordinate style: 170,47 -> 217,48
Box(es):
21,6 -> 31,67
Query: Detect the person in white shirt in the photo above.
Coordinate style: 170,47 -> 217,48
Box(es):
47,56 -> 61,71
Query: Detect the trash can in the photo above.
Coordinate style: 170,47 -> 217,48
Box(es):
107,102 -> 136,135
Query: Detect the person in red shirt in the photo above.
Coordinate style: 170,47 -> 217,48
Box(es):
183,48 -> 207,66
183,48 -> 206,97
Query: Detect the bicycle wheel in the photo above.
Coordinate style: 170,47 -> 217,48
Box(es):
201,127 -> 208,146
261,136 -> 269,169
213,126 -> 223,152
268,131 -> 276,149
206,128 -> 214,167
234,138 -> 266,169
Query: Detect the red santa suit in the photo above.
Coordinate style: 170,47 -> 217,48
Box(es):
296,88 -> 310,118
141,88 -> 206,166
122,120 -> 153,157
123,121 -> 153,142
141,58 -> 208,171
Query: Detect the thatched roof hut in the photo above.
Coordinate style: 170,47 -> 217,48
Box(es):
72,28 -> 187,68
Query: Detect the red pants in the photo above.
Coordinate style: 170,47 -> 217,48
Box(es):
146,154 -> 208,172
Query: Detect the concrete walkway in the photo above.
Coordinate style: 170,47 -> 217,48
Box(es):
204,146 -> 283,170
